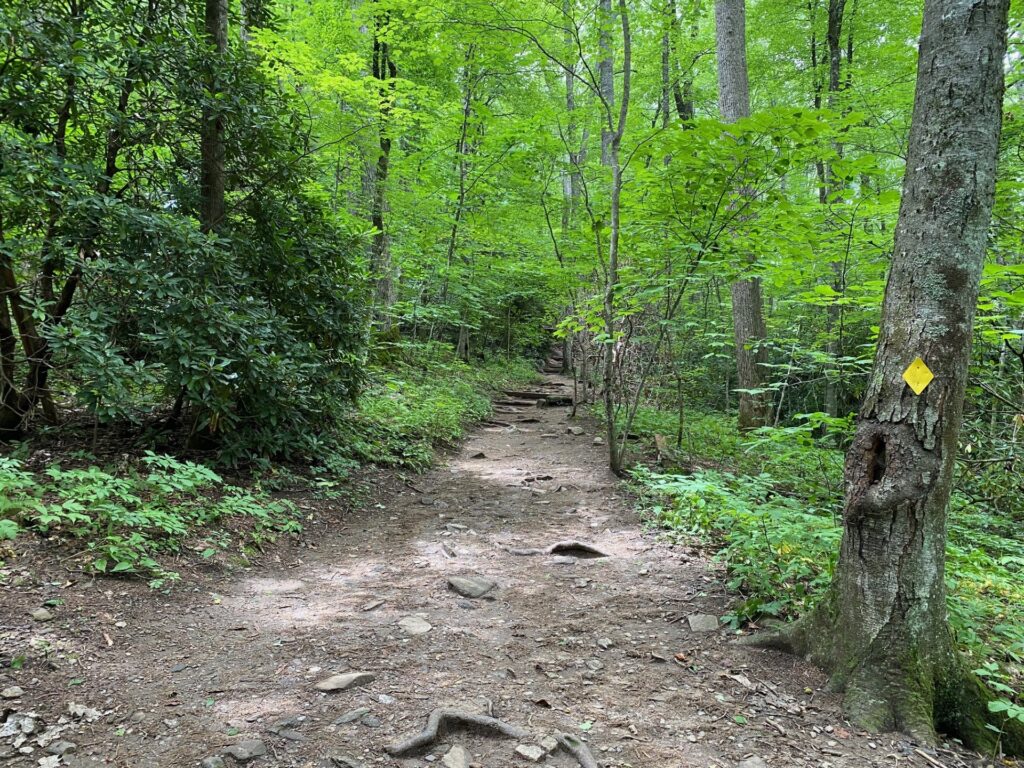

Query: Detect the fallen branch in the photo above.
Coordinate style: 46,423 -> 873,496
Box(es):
385,708 -> 529,756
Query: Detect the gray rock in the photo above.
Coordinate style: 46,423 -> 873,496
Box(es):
540,735 -> 559,754
592,437 -> 604,445
597,637 -> 614,650
30,608 -> 54,622
315,672 -> 375,692
328,757 -> 364,768
737,758 -> 768,768
566,426 -> 585,436
223,740 -> 266,762
334,707 -> 370,725
687,614 -> 720,632
442,745 -> 471,768
200,758 -> 226,768
360,715 -> 382,728
447,575 -> 496,599
0,686 -> 24,699
515,744 -> 545,762
277,729 -> 305,741
45,740 -> 77,756
398,616 -> 432,635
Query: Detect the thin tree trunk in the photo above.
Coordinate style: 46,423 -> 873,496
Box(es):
762,0 -> 1020,751
598,0 -> 615,165
200,0 -> 228,235
370,4 -> 397,326
714,0 -> 769,431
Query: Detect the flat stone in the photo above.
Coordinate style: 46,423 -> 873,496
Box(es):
45,740 -> 77,756
592,437 -> 604,445
30,608 -> 54,622
515,744 -> 545,762
334,707 -> 370,725
200,758 -> 226,768
447,575 -> 497,599
566,426 -> 585,436
442,745 -> 471,768
540,735 -> 559,754
223,740 -> 266,762
360,715 -> 382,728
398,616 -> 432,635
737,758 -> 768,768
315,672 -> 375,692
328,757 -> 364,768
1,686 -> 24,699
687,614 -> 719,632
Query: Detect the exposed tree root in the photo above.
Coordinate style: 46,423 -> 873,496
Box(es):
385,709 -> 529,756
385,709 -> 603,767
554,732 -> 601,768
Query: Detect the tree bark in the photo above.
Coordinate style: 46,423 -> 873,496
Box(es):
760,0 -> 1018,750
598,0 -> 615,165
370,3 -> 397,326
200,0 -> 228,235
714,0 -> 769,431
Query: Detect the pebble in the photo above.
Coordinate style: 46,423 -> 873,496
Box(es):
442,745 -> 471,768
315,672 -> 375,692
30,608 -> 54,622
223,740 -> 266,762
398,616 -> 432,635
597,638 -> 614,650
1,686 -> 24,699
447,575 -> 497,599
515,744 -> 545,762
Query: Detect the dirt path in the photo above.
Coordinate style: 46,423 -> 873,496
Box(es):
0,376 -> 979,768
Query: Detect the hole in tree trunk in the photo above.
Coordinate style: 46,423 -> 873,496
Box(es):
868,434 -> 887,484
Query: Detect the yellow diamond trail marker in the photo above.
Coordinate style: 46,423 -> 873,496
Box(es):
902,357 -> 934,395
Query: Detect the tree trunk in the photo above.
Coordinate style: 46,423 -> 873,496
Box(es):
598,0 -> 615,165
370,4 -> 397,326
201,0 -> 228,235
714,0 -> 769,431
762,0 -> 1019,751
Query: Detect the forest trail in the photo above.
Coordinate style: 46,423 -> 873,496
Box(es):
1,376 -> 965,768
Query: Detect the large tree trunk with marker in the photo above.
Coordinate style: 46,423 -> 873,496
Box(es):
760,0 -> 1021,751
714,0 -> 769,431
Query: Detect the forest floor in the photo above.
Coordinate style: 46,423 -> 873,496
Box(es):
0,375 -> 998,768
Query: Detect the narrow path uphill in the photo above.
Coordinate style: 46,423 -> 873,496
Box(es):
1,375 -> 972,768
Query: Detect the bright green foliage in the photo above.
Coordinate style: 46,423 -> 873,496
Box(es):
340,343 -> 540,470
0,453 -> 300,585
632,409 -> 1024,695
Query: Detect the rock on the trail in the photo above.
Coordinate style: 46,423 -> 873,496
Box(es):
515,744 -> 545,762
447,575 -> 496,599
469,452 -> 487,459
1,686 -> 24,699
398,615 -> 432,635
335,707 -> 370,724
566,426 -> 585,436
737,757 -> 768,768
592,436 -> 604,445
30,607 -> 54,622
45,740 -> 77,756
442,745 -> 471,768
540,735 -> 559,754
223,740 -> 266,762
596,637 -> 614,650
328,756 -> 365,768
315,672 -> 375,692
200,758 -> 226,768
687,614 -> 720,632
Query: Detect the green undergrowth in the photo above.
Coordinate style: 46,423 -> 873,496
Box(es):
0,452 -> 300,587
337,342 -> 540,470
0,343 -> 539,584
627,406 -> 1024,698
